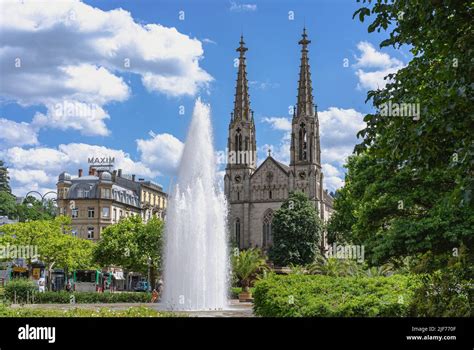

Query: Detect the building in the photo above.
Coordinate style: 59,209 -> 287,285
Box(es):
56,166 -> 167,241
224,29 -> 334,251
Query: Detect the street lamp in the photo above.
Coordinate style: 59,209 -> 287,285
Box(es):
24,191 -> 57,214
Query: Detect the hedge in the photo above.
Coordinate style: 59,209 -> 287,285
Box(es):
3,288 -> 152,304
253,274 -> 421,317
4,279 -> 37,304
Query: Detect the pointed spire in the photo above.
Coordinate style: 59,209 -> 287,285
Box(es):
296,27 -> 314,118
233,35 -> 252,121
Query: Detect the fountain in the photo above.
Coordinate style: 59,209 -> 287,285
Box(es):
162,98 -> 229,311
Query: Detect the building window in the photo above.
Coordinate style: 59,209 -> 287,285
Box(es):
72,208 -> 79,218
77,189 -> 84,198
269,190 -> 272,199
113,208 -> 117,221
262,210 -> 273,248
88,207 -> 95,218
235,218 -> 241,247
102,207 -> 110,218
72,230 -> 78,237
101,188 -> 111,199
298,123 -> 307,161
87,227 -> 94,239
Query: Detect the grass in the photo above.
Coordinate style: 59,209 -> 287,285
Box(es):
0,303 -> 180,317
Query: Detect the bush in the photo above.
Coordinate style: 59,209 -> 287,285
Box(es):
34,291 -> 152,304
409,268 -> 472,317
4,279 -> 37,304
3,288 -> 152,304
253,274 -> 421,317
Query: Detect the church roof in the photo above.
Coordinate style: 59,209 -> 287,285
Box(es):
251,156 -> 290,179
232,35 -> 252,122
296,27 -> 315,118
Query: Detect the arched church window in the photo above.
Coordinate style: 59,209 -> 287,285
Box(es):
262,209 -> 273,248
235,218 -> 241,246
269,190 -> 272,199
298,123 -> 307,161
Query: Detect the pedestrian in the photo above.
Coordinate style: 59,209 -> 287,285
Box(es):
151,289 -> 159,303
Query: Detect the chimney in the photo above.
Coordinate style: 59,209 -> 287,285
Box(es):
78,169 -> 83,177
112,170 -> 117,181
89,166 -> 95,176
132,174 -> 136,182
118,169 -> 122,178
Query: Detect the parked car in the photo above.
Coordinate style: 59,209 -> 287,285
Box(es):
134,281 -> 149,292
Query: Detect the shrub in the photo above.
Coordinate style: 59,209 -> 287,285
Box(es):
4,289 -> 152,304
409,268 -> 472,317
253,274 -> 421,317
4,279 -> 37,304
34,291 -> 151,304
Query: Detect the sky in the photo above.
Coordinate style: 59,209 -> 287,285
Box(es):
0,0 -> 409,197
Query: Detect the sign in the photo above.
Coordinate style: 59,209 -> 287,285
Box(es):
32,268 -> 41,280
88,156 -> 115,164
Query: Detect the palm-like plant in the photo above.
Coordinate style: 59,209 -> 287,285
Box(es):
231,248 -> 267,292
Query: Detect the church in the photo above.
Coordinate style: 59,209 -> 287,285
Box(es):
224,28 -> 334,251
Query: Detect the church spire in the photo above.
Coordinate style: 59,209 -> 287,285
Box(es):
233,35 -> 252,121
296,27 -> 314,118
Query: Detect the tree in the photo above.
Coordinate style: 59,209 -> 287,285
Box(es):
231,248 -> 267,293
15,196 -> 56,222
269,192 -> 323,266
0,216 -> 95,290
0,160 -> 11,193
327,0 -> 474,269
93,216 -> 164,287
0,160 -> 17,219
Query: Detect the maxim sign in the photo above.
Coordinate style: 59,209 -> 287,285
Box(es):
87,156 -> 115,164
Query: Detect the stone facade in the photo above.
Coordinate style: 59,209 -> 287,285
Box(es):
224,30 -> 334,251
57,166 -> 167,241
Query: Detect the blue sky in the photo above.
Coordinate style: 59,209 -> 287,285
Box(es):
0,0 -> 408,196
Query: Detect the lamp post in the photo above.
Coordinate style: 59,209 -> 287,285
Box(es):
24,190 -> 57,216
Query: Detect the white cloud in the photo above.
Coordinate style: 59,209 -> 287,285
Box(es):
0,0 -> 212,135
262,117 -> 292,131
32,101 -> 111,136
229,1 -> 257,12
319,107 -> 365,149
202,38 -> 217,45
136,133 -> 184,176
8,169 -> 49,185
0,118 -> 39,146
1,142 -> 162,196
353,41 -> 405,90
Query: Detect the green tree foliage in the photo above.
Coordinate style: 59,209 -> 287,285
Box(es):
0,216 -> 95,289
15,196 -> 56,222
328,1 -> 474,267
269,192 -> 323,266
93,216 -> 164,283
231,248 -> 267,291
0,160 -> 11,193
253,274 -> 421,317
0,160 -> 17,219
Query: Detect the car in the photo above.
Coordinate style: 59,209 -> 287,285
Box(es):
133,281 -> 149,292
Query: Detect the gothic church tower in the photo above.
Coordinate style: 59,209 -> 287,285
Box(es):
289,28 -> 325,218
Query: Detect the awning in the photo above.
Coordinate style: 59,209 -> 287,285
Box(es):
113,271 -> 125,280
